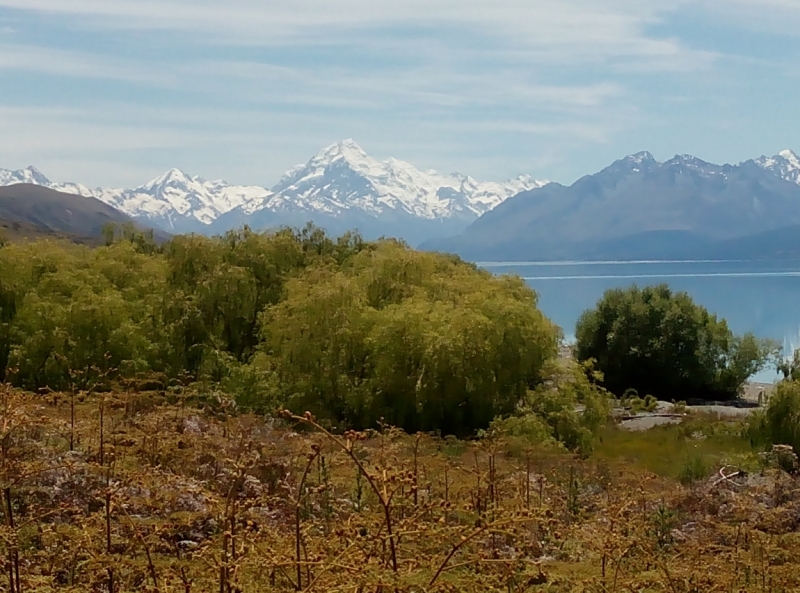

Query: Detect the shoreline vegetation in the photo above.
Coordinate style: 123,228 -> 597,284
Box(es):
0,224 -> 799,591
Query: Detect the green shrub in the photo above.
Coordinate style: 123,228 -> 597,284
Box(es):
263,243 -> 559,436
576,284 -> 778,402
493,359 -> 611,453
670,400 -> 687,414
650,505 -> 679,548
678,452 -> 709,485
746,379 -> 800,456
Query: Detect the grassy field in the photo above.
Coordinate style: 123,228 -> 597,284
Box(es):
0,384 -> 798,592
594,413 -> 759,480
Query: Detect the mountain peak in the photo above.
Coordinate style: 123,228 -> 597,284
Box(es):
313,139 -> 370,165
0,165 -> 51,186
264,141 -> 546,223
25,166 -> 51,185
779,149 -> 800,168
626,151 -> 656,164
755,150 -> 800,186
599,151 -> 659,177
665,154 -> 712,168
143,168 -> 194,190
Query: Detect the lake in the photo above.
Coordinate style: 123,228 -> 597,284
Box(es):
480,259 -> 800,383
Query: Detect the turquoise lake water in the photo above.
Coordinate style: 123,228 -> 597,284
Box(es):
480,259 -> 800,383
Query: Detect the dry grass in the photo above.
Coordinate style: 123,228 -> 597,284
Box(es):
0,384 -> 799,592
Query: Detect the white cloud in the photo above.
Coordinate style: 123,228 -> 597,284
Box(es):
1,0 -> 795,187
0,36 -> 628,115
0,0 -> 705,67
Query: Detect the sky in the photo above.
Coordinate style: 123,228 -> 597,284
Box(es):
0,0 -> 799,189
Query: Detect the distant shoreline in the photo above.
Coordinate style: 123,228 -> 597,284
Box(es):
478,259 -> 757,266
479,259 -> 800,267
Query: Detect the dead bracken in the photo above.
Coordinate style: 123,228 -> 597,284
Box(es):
0,384 -> 799,592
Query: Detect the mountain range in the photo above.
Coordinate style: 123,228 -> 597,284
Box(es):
3,144 -> 800,261
0,140 -> 545,245
423,149 -> 800,261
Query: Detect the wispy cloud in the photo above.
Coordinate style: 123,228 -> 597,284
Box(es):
0,0 -> 705,67
0,0 -> 797,186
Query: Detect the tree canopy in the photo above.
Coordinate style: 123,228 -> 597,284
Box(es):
0,226 -> 559,436
575,284 -> 777,401
262,242 -> 558,434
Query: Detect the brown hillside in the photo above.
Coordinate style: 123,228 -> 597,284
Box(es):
0,184 -> 162,244
0,216 -> 107,245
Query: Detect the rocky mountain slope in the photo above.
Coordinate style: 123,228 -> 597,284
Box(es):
423,149 -> 800,260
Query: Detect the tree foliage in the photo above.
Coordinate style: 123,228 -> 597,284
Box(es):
747,377 -> 800,456
492,359 -> 610,453
0,226 -> 557,435
263,242 -> 559,435
575,284 -> 777,401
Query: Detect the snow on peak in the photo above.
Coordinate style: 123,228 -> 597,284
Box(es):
755,149 -> 800,186
298,139 -> 385,184
670,154 -> 705,165
112,169 -> 274,229
276,163 -> 306,187
309,139 -> 373,169
1,140 -> 546,232
143,167 -> 195,189
627,151 -> 656,164
665,154 -> 730,178
265,140 -> 547,220
779,149 -> 800,169
23,165 -> 50,184
0,165 -> 52,186
601,151 -> 660,176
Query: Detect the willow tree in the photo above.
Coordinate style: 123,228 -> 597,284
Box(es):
262,242 -> 558,436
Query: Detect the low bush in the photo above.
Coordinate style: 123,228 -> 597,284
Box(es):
746,378 -> 800,456
492,359 -> 611,454
678,451 -> 710,485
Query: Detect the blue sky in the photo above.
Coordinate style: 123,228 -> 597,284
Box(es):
0,0 -> 798,189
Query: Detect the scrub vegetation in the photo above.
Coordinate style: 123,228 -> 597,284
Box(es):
0,226 -> 799,591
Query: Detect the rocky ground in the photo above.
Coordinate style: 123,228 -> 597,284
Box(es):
617,381 -> 776,431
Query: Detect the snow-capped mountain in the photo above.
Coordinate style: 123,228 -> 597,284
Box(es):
228,139 -> 542,221
0,166 -> 270,233
4,145 -> 798,245
0,140 -> 547,242
274,139 -> 541,219
98,169 -> 272,232
755,149 -> 800,186
0,166 -> 106,204
0,165 -> 52,187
